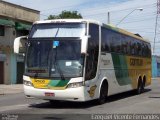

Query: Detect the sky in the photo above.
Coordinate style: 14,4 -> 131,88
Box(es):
3,0 -> 159,55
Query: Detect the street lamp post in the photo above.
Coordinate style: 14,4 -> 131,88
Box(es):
107,12 -> 110,24
115,8 -> 143,26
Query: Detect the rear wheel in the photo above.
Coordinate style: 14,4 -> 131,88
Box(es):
141,79 -> 146,93
137,79 -> 143,94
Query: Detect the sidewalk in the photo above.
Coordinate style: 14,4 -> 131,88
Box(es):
0,84 -> 23,95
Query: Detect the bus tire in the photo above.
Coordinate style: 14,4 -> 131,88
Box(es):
142,78 -> 146,93
98,82 -> 108,104
137,79 -> 143,94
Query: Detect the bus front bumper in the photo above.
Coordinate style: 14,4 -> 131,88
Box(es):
24,85 -> 86,102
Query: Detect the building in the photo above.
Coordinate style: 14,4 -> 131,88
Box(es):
152,55 -> 160,78
0,1 -> 40,84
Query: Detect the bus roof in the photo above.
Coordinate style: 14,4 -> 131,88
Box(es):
34,19 -> 149,43
34,19 -> 101,25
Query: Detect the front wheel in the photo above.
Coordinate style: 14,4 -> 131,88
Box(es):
97,84 -> 108,104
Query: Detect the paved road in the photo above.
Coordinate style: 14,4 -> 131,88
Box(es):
0,79 -> 160,120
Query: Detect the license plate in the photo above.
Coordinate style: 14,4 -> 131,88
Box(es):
45,92 -> 55,97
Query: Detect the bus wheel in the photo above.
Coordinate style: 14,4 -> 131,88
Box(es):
137,79 -> 143,94
141,79 -> 146,93
98,83 -> 108,104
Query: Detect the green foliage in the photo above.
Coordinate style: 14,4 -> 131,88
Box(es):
47,10 -> 82,20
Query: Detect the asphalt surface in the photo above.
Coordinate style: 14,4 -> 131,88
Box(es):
0,78 -> 160,120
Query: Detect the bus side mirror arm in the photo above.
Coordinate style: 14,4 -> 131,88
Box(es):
14,36 -> 28,54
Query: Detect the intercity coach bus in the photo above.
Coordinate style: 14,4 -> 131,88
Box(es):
14,19 -> 151,104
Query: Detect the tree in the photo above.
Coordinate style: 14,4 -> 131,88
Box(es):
47,10 -> 82,20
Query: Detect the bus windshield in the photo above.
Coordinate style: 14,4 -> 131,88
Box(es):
26,39 -> 84,79
29,23 -> 86,38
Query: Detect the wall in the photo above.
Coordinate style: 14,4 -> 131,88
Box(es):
0,1 -> 39,23
156,57 -> 160,77
0,26 -> 15,84
152,56 -> 160,78
152,56 -> 157,78
0,1 -> 40,84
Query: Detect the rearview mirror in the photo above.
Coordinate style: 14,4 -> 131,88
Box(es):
14,36 -> 27,54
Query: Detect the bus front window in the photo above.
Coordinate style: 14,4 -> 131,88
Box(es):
26,40 -> 84,79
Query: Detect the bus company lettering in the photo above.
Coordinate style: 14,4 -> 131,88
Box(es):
102,59 -> 110,66
130,58 -> 143,66
34,79 -> 45,83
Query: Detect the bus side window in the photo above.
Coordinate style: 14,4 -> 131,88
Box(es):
142,43 -> 145,57
85,24 -> 99,80
130,38 -> 135,55
115,34 -> 121,53
134,40 -> 138,56
126,38 -> 131,55
121,36 -> 128,54
137,41 -> 142,56
147,43 -> 151,57
101,27 -> 110,52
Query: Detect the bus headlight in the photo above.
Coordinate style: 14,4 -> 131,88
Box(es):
67,82 -> 83,88
23,80 -> 33,87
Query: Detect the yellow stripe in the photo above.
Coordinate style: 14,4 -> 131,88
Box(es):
126,56 -> 151,89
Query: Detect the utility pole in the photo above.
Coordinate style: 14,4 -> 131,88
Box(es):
153,0 -> 160,54
158,0 -> 160,14
107,12 -> 110,24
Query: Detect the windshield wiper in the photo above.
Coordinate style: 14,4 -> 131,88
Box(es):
49,28 -> 66,80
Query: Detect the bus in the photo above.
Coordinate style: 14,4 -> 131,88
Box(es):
14,19 -> 151,104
